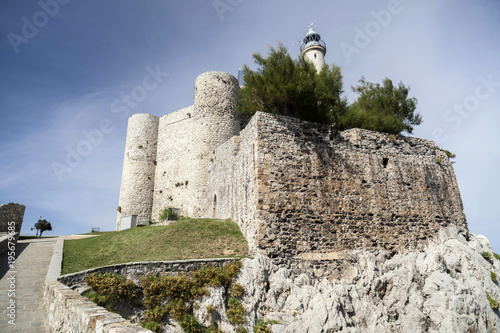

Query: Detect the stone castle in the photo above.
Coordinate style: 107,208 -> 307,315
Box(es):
116,27 -> 468,259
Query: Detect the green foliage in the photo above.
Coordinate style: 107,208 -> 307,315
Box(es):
83,273 -> 135,311
177,314 -> 205,333
487,292 -> 499,310
206,326 -> 225,333
338,77 -> 422,134
159,207 -> 180,221
34,218 -> 52,236
227,298 -> 246,325
140,261 -> 244,332
494,253 -> 500,260
230,283 -> 246,298
482,252 -> 492,260
491,271 -> 498,282
141,320 -> 163,333
253,319 -> 279,333
236,326 -> 248,333
193,261 -> 243,289
445,150 -> 456,159
238,44 -> 347,125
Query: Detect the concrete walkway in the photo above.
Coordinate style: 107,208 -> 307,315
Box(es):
0,237 -> 57,332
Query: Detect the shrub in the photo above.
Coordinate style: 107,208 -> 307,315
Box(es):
230,283 -> 246,298
494,253 -> 500,261
253,319 -> 279,333
492,271 -> 498,283
140,261 -> 243,331
227,298 -> 246,325
482,252 -> 492,260
141,320 -> 163,333
487,292 -> 499,310
83,273 -> 135,311
236,326 -> 248,333
159,207 -> 180,221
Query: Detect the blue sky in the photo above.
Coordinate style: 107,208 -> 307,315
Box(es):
1,1 -> 499,251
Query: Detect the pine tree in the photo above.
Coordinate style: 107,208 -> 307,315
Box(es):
339,77 -> 422,134
238,44 -> 347,125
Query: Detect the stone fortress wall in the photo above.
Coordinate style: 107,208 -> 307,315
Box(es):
116,71 -> 468,260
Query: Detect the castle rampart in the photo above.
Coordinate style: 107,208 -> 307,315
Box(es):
248,112 -> 467,259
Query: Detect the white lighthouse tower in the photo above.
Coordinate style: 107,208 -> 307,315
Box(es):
300,24 -> 327,73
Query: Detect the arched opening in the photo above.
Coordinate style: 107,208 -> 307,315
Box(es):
213,194 -> 217,219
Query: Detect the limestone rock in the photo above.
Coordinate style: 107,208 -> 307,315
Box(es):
236,226 -> 500,332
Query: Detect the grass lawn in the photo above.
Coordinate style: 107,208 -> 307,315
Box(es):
61,218 -> 248,275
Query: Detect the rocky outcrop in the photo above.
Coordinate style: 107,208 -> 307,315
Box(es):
55,227 -> 499,332
237,226 -> 500,332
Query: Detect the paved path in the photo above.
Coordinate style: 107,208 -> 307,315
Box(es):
0,237 -> 57,332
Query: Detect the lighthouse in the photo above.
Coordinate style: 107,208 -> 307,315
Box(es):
300,24 -> 327,73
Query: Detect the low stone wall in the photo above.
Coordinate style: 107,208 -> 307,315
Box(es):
0,232 -> 19,256
44,281 -> 152,333
58,258 -> 237,287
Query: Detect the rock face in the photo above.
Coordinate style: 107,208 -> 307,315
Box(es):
237,227 -> 500,333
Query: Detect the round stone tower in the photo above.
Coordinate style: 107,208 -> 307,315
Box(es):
300,24 -> 327,73
190,71 -> 240,217
116,113 -> 159,230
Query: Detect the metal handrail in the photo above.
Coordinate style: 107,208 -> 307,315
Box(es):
300,40 -> 326,52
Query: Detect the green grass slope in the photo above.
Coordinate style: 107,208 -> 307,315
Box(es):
62,219 -> 248,275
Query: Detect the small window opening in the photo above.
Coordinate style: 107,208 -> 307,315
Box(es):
382,157 -> 389,168
314,53 -> 317,59
213,194 -> 217,219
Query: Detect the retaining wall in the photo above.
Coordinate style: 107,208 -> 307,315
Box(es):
44,281 -> 152,333
47,258 -> 237,332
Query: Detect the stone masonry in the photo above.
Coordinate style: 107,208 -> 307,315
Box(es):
116,71 -> 468,263
248,113 -> 467,262
206,111 -> 467,263
116,71 -> 240,229
0,202 -> 25,234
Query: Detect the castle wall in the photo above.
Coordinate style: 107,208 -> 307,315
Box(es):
207,115 -> 259,250
116,114 -> 159,230
249,112 -> 467,261
152,106 -> 196,220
